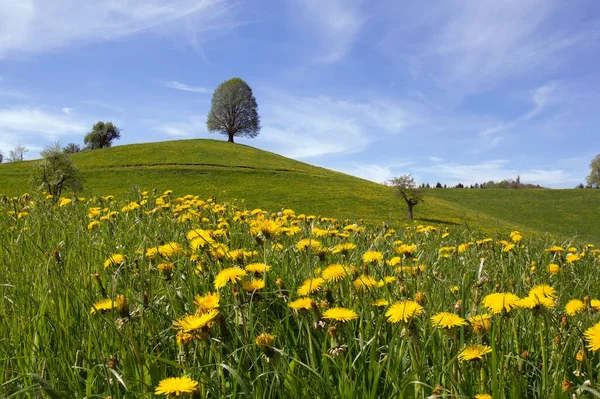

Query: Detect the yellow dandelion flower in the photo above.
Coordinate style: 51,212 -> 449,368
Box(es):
322,307 -> 358,322
475,394 -> 492,399
158,242 -> 183,257
58,197 -> 72,207
332,243 -> 357,254
321,264 -> 349,282
255,333 -> 275,350
288,297 -> 313,310
548,263 -> 560,275
214,267 -> 246,289
566,253 -> 580,263
385,300 -> 424,323
362,251 -> 383,264
155,376 -> 198,396
430,312 -> 467,329
297,278 -> 325,296
457,344 -> 492,362
546,245 -> 565,253
90,298 -> 114,314
565,299 -> 585,316
245,263 -> 272,273
503,243 -> 516,252
591,299 -> 600,311
87,220 -> 100,230
529,284 -> 557,299
584,322 -> 600,351
518,295 -> 555,310
372,299 -> 389,307
242,279 -> 265,292
104,254 -> 124,269
468,314 -> 492,334
173,309 -> 218,332
482,292 -> 520,314
395,244 -> 417,255
194,292 -> 220,313
353,275 -> 379,291
295,238 -> 322,251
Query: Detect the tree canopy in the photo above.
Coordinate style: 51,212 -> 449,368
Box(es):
84,121 -> 121,150
207,78 -> 260,143
8,144 -> 28,162
587,154 -> 600,188
388,174 -> 425,220
32,143 -> 83,198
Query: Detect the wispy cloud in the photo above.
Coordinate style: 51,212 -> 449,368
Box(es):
0,0 -> 240,59
155,116 -> 206,138
292,0 -> 365,63
162,81 -> 211,93
256,92 -> 417,159
380,1 -> 594,92
481,82 -> 558,137
0,107 -> 88,138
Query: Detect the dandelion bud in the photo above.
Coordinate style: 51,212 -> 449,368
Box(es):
158,262 -> 174,280
554,335 -> 561,346
584,296 -> 590,304
276,278 -> 286,289
328,326 -> 337,337
561,315 -> 568,326
576,349 -> 586,362
454,300 -> 463,312
562,379 -> 574,392
521,350 -> 530,359
116,295 -> 130,318
106,355 -> 117,369
399,285 -> 407,295
415,291 -> 425,304
433,385 -> 444,395
495,284 -> 501,291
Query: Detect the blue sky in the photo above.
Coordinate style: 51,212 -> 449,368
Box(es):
1,0 -> 599,187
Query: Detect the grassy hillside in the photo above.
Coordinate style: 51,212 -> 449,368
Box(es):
1,139 -> 598,243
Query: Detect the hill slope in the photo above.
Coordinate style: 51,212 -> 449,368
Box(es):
1,139 -> 598,243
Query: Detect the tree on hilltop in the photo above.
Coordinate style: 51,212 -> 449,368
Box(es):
587,154 -> 600,188
207,78 -> 260,143
84,121 -> 121,150
388,174 -> 425,220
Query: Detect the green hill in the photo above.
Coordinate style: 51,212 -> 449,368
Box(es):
1,139 -> 598,243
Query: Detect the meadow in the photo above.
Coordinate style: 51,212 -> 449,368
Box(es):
0,139 -> 599,244
1,190 -> 600,398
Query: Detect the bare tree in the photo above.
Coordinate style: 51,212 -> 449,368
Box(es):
8,144 -> 28,162
387,174 -> 425,220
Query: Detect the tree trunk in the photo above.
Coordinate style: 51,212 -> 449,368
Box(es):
228,133 -> 235,143
407,204 -> 413,220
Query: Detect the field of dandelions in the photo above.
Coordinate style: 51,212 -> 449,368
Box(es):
1,190 -> 600,398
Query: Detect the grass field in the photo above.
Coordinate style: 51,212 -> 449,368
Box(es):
1,191 -> 600,398
0,139 -> 598,243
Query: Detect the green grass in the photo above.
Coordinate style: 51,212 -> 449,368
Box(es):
1,138 -> 599,243
2,193 -> 600,398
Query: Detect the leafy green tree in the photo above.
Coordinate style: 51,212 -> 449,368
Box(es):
84,121 -> 121,150
388,174 -> 425,220
32,143 -> 83,198
587,154 -> 600,188
207,78 -> 260,143
0,149 -> 3,163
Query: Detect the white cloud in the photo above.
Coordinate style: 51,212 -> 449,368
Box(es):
155,116 -> 206,138
380,1 -> 591,91
293,0 -> 365,63
256,93 -> 416,159
415,159 -> 576,187
335,162 -> 415,184
162,81 -> 211,93
0,107 -> 88,138
481,82 -> 557,137
0,0 -> 239,59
